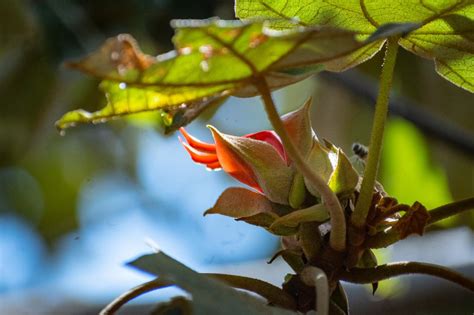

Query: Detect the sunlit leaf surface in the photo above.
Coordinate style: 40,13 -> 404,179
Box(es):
236,0 -> 474,92
56,20 -> 366,130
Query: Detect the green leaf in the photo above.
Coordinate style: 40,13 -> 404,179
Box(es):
288,172 -> 306,209
236,211 -> 280,228
269,203 -> 329,235
236,0 -> 474,92
327,149 -> 360,197
205,187 -> 274,217
304,141 -> 359,197
57,19 -> 367,130
236,0 -> 383,70
128,252 -> 298,315
304,141 -> 334,197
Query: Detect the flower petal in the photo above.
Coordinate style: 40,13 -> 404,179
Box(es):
281,98 -> 314,158
304,141 -> 334,197
208,126 -> 262,191
179,137 -> 219,164
179,127 -> 216,152
245,130 -> 288,164
209,126 -> 294,204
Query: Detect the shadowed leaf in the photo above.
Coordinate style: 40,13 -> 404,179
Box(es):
394,201 -> 431,239
205,187 -> 274,217
128,252 -> 298,315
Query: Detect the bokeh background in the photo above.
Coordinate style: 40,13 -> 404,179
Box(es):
0,1 -> 473,314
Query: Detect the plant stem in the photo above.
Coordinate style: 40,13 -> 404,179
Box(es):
300,222 -> 323,263
351,38 -> 399,228
339,261 -> 474,292
427,197 -> 474,225
366,197 -> 474,248
207,273 -> 297,309
301,266 -> 329,315
101,278 -> 173,314
100,274 -> 297,314
255,78 -> 346,252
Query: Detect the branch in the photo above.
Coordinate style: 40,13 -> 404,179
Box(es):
366,198 -> 474,248
427,197 -> 474,225
206,273 -> 297,310
255,77 -> 347,252
100,273 -> 297,314
339,261 -> 474,292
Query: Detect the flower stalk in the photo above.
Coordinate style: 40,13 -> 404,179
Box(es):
255,77 -> 347,252
351,37 -> 400,228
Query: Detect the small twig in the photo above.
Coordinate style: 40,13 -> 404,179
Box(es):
255,77 -> 347,252
301,266 -> 329,315
339,261 -> 474,292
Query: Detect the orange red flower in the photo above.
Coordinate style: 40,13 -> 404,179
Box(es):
179,127 -> 288,192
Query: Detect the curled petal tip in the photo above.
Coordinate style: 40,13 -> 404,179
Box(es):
179,127 -> 216,152
180,140 -> 219,164
206,161 -> 222,170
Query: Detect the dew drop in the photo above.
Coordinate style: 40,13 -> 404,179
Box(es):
200,60 -> 210,72
119,82 -> 127,90
179,47 -> 193,55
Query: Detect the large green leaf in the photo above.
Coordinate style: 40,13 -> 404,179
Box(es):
56,19 -> 367,131
236,0 -> 474,92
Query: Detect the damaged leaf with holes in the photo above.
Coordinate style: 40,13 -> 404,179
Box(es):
56,19 -> 374,131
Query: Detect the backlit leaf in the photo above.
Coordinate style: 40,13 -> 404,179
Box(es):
57,19 -> 367,130
236,0 -> 474,92
327,149 -> 360,197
